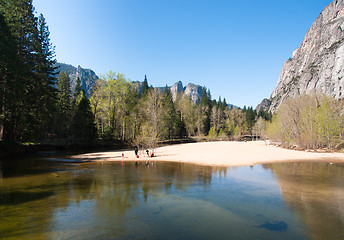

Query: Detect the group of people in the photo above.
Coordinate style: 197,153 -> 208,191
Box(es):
134,146 -> 155,158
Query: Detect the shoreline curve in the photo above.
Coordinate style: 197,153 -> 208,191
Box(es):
71,141 -> 344,167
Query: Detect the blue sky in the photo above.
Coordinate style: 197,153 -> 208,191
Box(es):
33,0 -> 333,108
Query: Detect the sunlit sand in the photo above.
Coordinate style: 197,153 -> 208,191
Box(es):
72,141 -> 344,167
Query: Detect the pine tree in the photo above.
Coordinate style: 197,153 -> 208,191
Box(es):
1,0 -> 57,141
200,87 -> 211,135
74,77 -> 82,98
56,71 -> 72,138
176,111 -> 187,138
0,11 -> 23,141
245,107 -> 256,136
161,86 -> 177,139
223,98 -> 227,110
140,74 -> 149,98
36,13 -> 57,139
70,90 -> 96,140
1,0 -> 42,140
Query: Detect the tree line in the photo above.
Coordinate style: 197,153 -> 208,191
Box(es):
0,0 -> 98,143
0,0 -> 56,141
0,0 -> 269,147
266,94 -> 344,149
88,71 -> 268,149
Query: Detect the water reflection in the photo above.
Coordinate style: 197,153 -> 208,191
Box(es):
0,157 -> 343,239
263,162 -> 344,240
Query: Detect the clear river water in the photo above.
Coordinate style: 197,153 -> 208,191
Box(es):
0,152 -> 343,240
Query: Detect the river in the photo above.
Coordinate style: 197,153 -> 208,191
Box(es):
0,152 -> 343,239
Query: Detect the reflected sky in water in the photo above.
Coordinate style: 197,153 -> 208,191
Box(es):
0,155 -> 343,240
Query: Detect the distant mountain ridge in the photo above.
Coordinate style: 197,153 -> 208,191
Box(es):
132,80 -> 204,103
170,81 -> 203,103
56,62 -> 206,103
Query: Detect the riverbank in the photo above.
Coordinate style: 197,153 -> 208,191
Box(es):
0,140 -> 128,159
72,141 -> 344,167
0,138 -> 198,159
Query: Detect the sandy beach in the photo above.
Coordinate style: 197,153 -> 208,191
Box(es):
72,141 -> 344,167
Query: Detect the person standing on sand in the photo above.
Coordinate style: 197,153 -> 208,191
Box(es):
134,146 -> 138,156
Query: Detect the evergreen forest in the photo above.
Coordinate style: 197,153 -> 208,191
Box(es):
0,0 -> 268,150
4,0 -> 343,152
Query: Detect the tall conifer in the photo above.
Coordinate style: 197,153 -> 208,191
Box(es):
161,86 -> 177,139
0,11 -> 22,140
140,74 -> 149,98
56,71 -> 72,138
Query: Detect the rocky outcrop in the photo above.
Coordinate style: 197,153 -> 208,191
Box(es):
170,81 -> 184,101
269,0 -> 344,112
255,98 -> 271,113
170,81 -> 203,103
163,81 -> 203,103
55,62 -> 204,103
55,63 -> 98,97
184,83 -> 203,103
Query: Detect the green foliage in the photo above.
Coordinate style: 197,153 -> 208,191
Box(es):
74,77 -> 82,98
0,0 -> 57,141
208,127 -> 217,139
36,13 -> 57,138
199,87 -> 212,134
0,0 -> 268,144
56,71 -> 72,138
0,11 -> 22,141
70,91 -> 96,140
258,110 -> 272,121
160,86 -> 178,139
140,74 -> 149,98
218,128 -> 228,140
243,106 -> 256,134
315,96 -> 342,148
90,72 -> 138,141
267,94 -> 344,149
176,94 -> 197,136
176,111 -> 187,138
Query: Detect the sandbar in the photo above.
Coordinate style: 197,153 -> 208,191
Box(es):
71,141 -> 344,167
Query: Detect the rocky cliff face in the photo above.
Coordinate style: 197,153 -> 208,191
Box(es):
269,0 -> 344,112
255,98 -> 271,113
170,81 -> 184,101
55,63 -> 98,97
170,81 -> 203,103
184,83 -> 203,103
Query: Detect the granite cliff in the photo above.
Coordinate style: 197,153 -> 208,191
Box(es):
267,0 -> 344,112
171,81 -> 203,103
134,80 -> 203,103
255,98 -> 271,113
55,63 -> 98,97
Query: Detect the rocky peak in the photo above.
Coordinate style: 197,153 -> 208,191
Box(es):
184,83 -> 203,103
255,98 -> 271,113
170,81 -> 184,101
269,0 -> 344,112
133,80 -> 202,103
55,63 -> 98,97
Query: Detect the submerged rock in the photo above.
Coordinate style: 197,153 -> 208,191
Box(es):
257,221 -> 288,232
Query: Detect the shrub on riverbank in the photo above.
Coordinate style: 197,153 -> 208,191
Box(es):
266,94 -> 344,149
